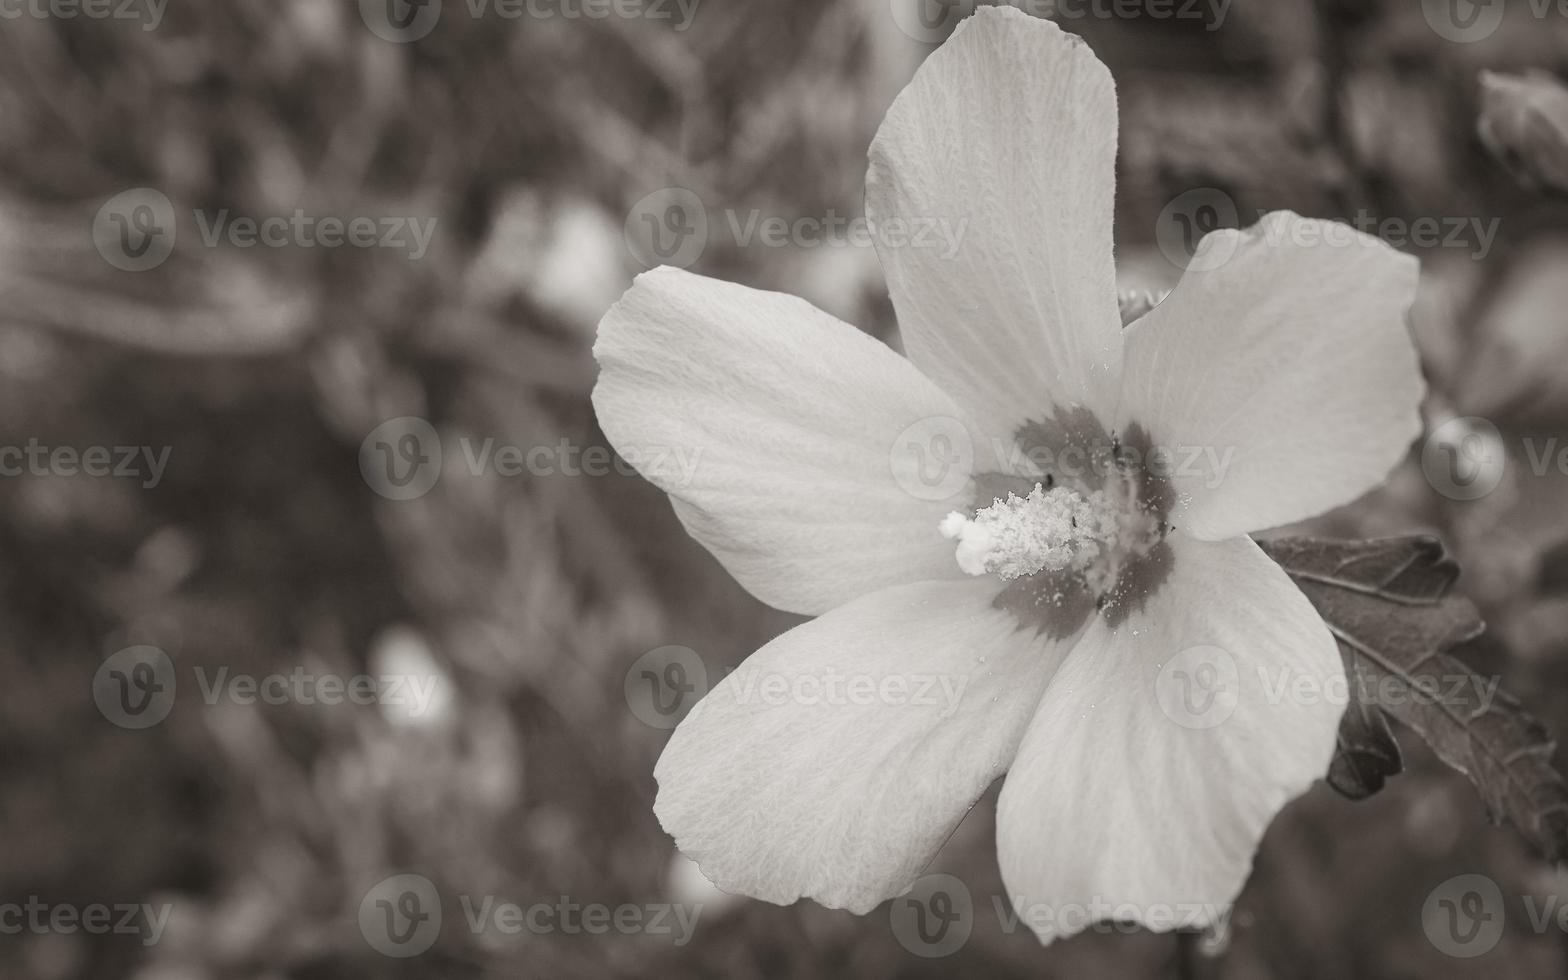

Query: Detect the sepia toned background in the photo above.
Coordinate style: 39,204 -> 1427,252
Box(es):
4,0 -> 1568,976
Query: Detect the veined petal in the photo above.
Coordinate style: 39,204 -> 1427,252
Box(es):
995,532 -> 1343,945
593,267 -> 986,616
1116,211 -> 1425,540
866,7 -> 1124,438
655,577 -> 1082,913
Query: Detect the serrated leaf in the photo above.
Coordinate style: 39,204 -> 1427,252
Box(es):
1260,534 -> 1568,862
1327,656 -> 1403,801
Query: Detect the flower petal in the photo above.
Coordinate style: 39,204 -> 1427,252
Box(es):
995,532 -> 1343,944
1116,211 -> 1425,540
655,577 -> 1081,913
866,7 -> 1124,437
593,266 -> 985,616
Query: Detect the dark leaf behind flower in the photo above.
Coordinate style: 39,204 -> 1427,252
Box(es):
1262,535 -> 1568,862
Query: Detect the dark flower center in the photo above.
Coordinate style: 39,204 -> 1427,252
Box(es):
968,407 -> 1174,639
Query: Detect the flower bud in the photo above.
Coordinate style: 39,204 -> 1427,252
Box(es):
1477,69 -> 1568,196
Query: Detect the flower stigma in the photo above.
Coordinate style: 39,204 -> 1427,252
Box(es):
940,484 -> 1120,581
942,418 -> 1177,636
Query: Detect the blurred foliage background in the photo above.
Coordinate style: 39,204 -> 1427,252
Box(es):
3,0 -> 1568,977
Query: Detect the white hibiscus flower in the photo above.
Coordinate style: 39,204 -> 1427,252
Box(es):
592,6 -> 1424,945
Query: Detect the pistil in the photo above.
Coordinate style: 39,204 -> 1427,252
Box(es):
939,484 -> 1120,580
